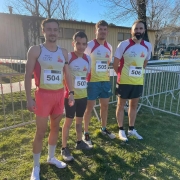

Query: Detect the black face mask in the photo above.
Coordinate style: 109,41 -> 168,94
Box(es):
135,32 -> 145,40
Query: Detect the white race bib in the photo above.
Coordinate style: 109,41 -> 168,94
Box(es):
96,61 -> 108,72
44,69 -> 62,84
129,66 -> 142,77
74,76 -> 87,89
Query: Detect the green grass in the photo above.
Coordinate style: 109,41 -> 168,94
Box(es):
0,103 -> 180,179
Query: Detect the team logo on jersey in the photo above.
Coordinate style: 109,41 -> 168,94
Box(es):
43,55 -> 52,61
140,52 -> 145,57
57,56 -> 63,63
83,66 -> 87,71
97,50 -> 101,56
130,61 -> 137,66
128,51 -> 137,57
105,52 -> 109,58
47,65 -> 53,69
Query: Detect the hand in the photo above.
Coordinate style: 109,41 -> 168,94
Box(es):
68,93 -> 74,107
27,98 -> 36,112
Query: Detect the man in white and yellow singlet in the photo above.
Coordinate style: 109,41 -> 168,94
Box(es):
83,20 -> 116,145
25,18 -> 74,180
61,31 -> 93,162
113,20 -> 152,141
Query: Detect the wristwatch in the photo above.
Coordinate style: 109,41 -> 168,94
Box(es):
68,91 -> 74,95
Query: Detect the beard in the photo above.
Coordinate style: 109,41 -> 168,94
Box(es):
48,35 -> 57,43
48,39 -> 56,43
134,32 -> 145,40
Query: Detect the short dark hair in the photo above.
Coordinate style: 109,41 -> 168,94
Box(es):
95,20 -> 108,29
132,19 -> 145,29
41,18 -> 59,29
73,31 -> 88,42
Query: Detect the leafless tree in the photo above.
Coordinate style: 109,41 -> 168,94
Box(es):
57,0 -> 77,20
5,0 -> 77,19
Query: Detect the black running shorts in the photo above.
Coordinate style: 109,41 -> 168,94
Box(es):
64,97 -> 87,118
115,84 -> 143,99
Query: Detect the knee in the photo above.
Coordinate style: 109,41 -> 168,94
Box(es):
63,120 -> 72,129
76,123 -> 82,129
35,129 -> 46,140
101,103 -> 108,110
50,124 -> 60,133
130,104 -> 138,110
117,103 -> 124,111
85,106 -> 93,114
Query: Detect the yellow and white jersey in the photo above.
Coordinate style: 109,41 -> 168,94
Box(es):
65,52 -> 91,99
85,39 -> 112,82
34,44 -> 65,90
114,39 -> 152,85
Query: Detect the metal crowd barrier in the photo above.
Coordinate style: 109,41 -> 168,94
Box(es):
138,62 -> 180,116
93,59 -> 180,121
0,73 -> 35,132
0,57 -> 26,74
0,58 -> 180,131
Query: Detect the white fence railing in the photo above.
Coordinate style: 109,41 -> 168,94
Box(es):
0,58 -> 180,131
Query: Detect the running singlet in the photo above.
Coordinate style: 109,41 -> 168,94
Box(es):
85,39 -> 112,82
65,52 -> 91,99
34,44 -> 65,90
114,39 -> 152,85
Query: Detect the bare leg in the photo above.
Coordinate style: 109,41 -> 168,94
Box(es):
48,114 -> 63,145
75,117 -> 83,141
83,100 -> 95,132
62,117 -> 73,148
128,98 -> 139,126
33,116 -> 48,154
99,98 -> 109,127
116,97 -> 127,127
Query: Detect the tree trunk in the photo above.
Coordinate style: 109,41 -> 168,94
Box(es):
137,0 -> 149,42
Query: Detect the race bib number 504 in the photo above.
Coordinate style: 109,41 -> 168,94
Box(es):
44,69 -> 62,84
129,66 -> 142,77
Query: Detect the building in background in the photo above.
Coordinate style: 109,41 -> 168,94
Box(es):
158,32 -> 180,52
0,13 -> 155,59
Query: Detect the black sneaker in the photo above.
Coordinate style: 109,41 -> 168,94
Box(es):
75,140 -> 93,150
101,128 -> 116,139
61,147 -> 74,162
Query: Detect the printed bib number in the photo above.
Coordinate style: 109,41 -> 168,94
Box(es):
96,61 -> 108,72
129,66 -> 142,77
44,69 -> 62,84
74,76 -> 87,89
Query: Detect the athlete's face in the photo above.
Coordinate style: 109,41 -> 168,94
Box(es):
96,25 -> 108,40
131,22 -> 145,40
73,37 -> 87,54
42,22 -> 59,43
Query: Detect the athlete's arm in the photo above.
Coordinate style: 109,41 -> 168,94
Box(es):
113,57 -> 120,74
113,42 -> 124,74
144,43 -> 152,68
143,60 -> 148,68
86,56 -> 91,81
62,48 -> 74,106
24,45 -> 40,112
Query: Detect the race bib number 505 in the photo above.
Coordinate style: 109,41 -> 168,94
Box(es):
129,66 -> 142,77
74,76 -> 87,89
96,61 -> 108,72
44,69 -> 62,84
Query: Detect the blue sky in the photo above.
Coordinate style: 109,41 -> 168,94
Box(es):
0,0 -> 132,27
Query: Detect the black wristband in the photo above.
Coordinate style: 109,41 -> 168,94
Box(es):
65,61 -> 68,64
68,91 -> 74,95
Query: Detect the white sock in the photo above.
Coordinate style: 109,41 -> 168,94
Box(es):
33,153 -> 41,167
48,144 -> 56,159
